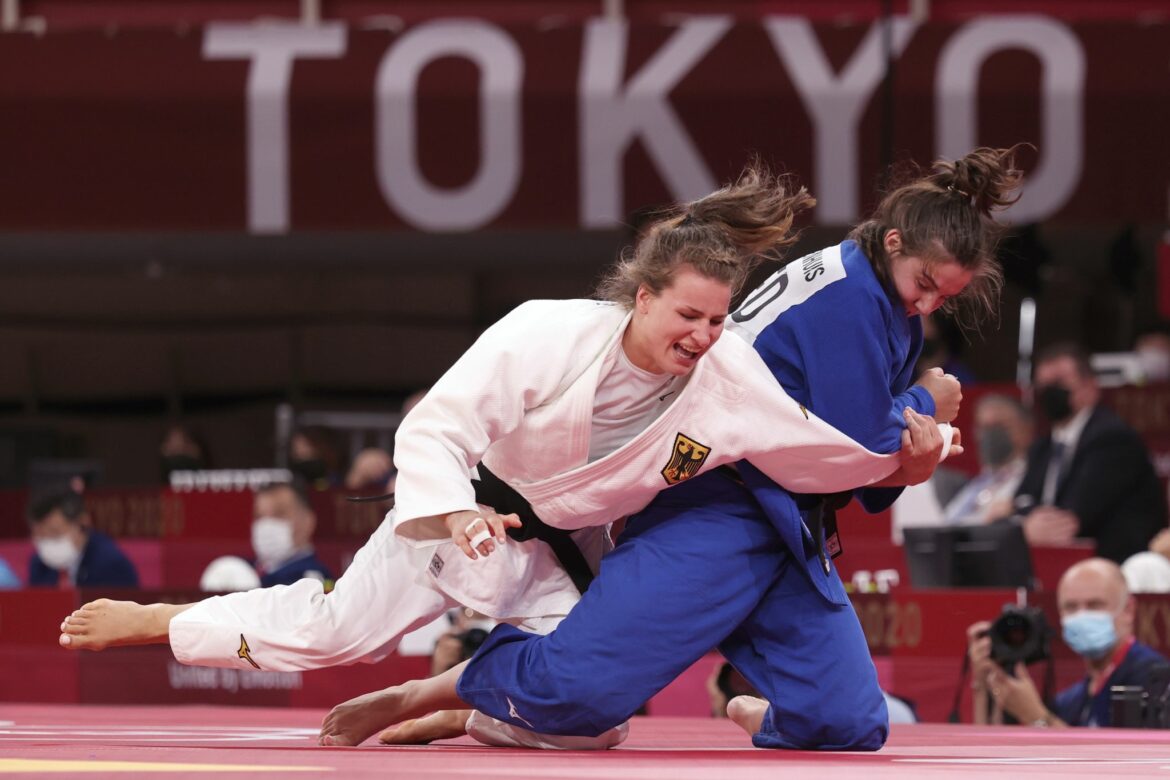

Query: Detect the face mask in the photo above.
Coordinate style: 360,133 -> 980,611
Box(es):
1138,348 -> 1170,383
251,517 -> 295,570
35,535 -> 82,572
291,458 -> 328,483
977,424 -> 1015,468
1061,610 -> 1118,659
1036,383 -> 1073,424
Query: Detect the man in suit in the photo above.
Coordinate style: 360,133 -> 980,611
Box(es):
1015,343 -> 1166,563
28,490 -> 139,588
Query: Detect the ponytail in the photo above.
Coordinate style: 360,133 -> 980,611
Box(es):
597,161 -> 815,306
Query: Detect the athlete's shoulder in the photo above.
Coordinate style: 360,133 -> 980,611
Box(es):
490,299 -> 625,338
506,297 -> 622,319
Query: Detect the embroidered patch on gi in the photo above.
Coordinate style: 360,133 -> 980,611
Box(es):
428,551 -> 444,577
237,634 -> 261,670
661,432 -> 712,485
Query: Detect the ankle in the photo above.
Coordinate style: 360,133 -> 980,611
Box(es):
146,603 -> 181,641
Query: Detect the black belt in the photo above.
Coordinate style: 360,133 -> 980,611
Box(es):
472,464 -> 594,595
807,491 -> 852,574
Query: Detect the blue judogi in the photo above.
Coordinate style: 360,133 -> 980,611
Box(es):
458,241 -> 933,749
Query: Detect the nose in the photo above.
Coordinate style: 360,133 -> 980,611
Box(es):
916,293 -> 940,316
691,324 -> 713,348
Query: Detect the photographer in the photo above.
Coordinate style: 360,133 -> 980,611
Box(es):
967,558 -> 1166,726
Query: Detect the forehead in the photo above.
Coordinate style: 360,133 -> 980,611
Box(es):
659,266 -> 731,307
975,399 -> 1023,426
1058,569 -> 1120,609
254,487 -> 298,516
922,258 -> 973,296
975,402 -> 1012,426
33,510 -> 73,534
1034,356 -> 1080,384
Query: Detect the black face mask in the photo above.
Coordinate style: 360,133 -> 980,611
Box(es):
291,458 -> 329,483
977,424 -> 1015,468
1036,383 -> 1073,424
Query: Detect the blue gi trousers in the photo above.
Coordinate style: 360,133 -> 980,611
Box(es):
457,470 -> 889,750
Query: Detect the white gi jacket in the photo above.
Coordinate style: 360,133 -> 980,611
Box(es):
394,298 -> 902,546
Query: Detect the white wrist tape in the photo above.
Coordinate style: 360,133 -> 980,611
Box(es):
937,422 -> 954,462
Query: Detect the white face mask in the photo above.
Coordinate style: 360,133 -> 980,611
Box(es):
251,516 -> 295,570
35,535 -> 81,572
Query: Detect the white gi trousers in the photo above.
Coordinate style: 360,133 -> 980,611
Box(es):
168,516 -> 626,749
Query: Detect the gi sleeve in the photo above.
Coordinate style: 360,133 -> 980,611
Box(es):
750,270 -> 933,512
728,342 -> 902,492
392,300 -> 611,544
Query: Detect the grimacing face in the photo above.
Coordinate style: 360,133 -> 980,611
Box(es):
624,266 -> 732,376
884,230 -> 973,318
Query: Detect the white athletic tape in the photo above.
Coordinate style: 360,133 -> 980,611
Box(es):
937,422 -> 954,461
468,527 -> 493,550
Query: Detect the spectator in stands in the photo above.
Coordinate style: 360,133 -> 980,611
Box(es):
289,427 -> 343,489
1014,342 -> 1166,563
28,490 -> 138,588
250,482 -> 332,588
158,423 -> 208,484
344,448 -> 394,493
1120,528 -> 1170,593
890,394 -> 1031,542
967,557 -> 1167,727
941,394 -> 1032,525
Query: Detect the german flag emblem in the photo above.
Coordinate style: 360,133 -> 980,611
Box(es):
661,433 -> 712,485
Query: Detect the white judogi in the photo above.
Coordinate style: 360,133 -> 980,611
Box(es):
394,299 -> 902,541
167,298 -> 906,747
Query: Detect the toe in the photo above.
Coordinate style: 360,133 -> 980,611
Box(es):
59,634 -> 72,647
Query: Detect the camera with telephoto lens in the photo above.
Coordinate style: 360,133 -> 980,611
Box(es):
1111,664 -> 1170,729
988,605 -> 1050,670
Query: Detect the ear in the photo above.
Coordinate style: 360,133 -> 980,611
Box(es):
883,229 -> 903,256
635,285 -> 652,313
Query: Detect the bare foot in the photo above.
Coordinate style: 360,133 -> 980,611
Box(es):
320,685 -> 415,747
378,710 -> 471,745
727,695 -> 768,737
59,599 -> 183,651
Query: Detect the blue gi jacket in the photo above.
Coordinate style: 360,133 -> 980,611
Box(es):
728,241 -> 934,600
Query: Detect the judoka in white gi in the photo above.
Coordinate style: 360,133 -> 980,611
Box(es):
57,164 -> 948,749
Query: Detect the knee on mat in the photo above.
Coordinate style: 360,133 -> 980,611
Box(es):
514,684 -> 629,737
758,699 -> 888,751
